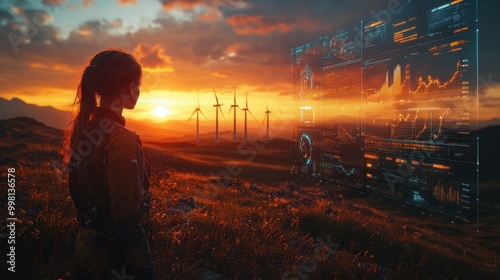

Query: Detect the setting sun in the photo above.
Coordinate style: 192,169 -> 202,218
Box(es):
152,105 -> 171,118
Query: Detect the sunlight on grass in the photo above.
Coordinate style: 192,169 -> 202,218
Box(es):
1,129 -> 498,279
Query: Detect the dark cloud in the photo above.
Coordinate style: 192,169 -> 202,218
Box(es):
41,0 -> 68,5
0,8 -> 14,20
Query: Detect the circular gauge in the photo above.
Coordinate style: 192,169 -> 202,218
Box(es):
299,65 -> 314,100
298,133 -> 313,166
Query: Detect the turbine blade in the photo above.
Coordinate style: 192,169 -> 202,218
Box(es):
200,110 -> 209,120
228,106 -> 233,114
219,106 -> 226,120
262,114 -> 266,125
248,109 -> 258,121
234,87 -> 236,104
246,92 -> 248,108
188,110 -> 197,122
212,87 -> 219,104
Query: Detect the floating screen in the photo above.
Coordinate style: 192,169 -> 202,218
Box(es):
291,38 -> 323,179
291,0 -> 478,222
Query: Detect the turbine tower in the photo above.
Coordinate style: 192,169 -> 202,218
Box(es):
212,87 -> 225,143
263,103 -> 271,140
187,90 -> 208,144
228,87 -> 240,142
242,92 -> 257,142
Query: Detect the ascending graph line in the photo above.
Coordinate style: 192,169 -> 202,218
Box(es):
385,111 -> 418,139
416,114 -> 427,139
410,60 -> 462,95
411,111 -> 419,138
434,108 -> 450,140
370,108 -> 451,141
368,59 -> 464,101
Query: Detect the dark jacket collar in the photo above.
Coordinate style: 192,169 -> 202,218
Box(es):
94,107 -> 126,127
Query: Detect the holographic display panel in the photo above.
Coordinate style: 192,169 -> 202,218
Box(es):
291,0 -> 478,221
291,38 -> 323,179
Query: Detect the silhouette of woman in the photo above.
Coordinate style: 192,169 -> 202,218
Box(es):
66,49 -> 154,279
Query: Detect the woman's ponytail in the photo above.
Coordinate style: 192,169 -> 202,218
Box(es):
67,65 -> 98,160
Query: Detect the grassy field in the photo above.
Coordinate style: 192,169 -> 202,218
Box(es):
1,118 -> 499,279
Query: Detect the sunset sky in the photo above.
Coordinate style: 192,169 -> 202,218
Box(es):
1,0 -> 499,133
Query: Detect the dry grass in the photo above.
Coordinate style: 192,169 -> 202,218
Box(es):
0,139 -> 499,279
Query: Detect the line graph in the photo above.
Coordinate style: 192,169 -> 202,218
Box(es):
410,60 -> 463,99
365,58 -> 468,103
366,107 -> 464,143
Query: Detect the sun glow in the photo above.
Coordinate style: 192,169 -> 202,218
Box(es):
152,105 -> 171,119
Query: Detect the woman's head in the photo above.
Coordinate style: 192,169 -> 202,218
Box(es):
66,48 -> 142,162
82,49 -> 142,109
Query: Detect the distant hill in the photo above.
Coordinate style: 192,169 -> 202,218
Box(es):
0,117 -> 64,165
0,97 -> 186,140
0,116 -> 63,143
0,97 -> 72,130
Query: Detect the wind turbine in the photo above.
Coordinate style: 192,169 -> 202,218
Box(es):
242,92 -> 257,142
228,87 -> 240,142
212,87 -> 225,143
262,103 -> 271,140
187,90 -> 208,144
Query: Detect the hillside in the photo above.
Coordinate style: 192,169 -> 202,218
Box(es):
0,117 -> 499,279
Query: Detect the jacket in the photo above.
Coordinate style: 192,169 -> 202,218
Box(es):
69,107 -> 154,279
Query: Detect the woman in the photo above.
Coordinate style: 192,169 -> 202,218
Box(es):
66,49 -> 154,279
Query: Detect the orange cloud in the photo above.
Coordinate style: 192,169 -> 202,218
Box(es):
28,62 -> 74,72
211,72 -> 228,78
133,43 -> 174,72
117,0 -> 137,5
78,28 -> 91,38
160,0 -> 205,10
226,15 -> 294,35
196,10 -> 220,22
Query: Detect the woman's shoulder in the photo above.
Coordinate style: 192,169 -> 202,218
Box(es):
105,125 -> 142,150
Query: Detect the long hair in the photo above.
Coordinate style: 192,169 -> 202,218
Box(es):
64,48 -> 142,164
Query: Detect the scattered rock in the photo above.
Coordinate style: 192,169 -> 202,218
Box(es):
287,183 -> 305,194
276,188 -> 295,199
199,268 -> 224,280
165,196 -> 198,214
249,184 -> 263,193
174,196 -> 197,211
